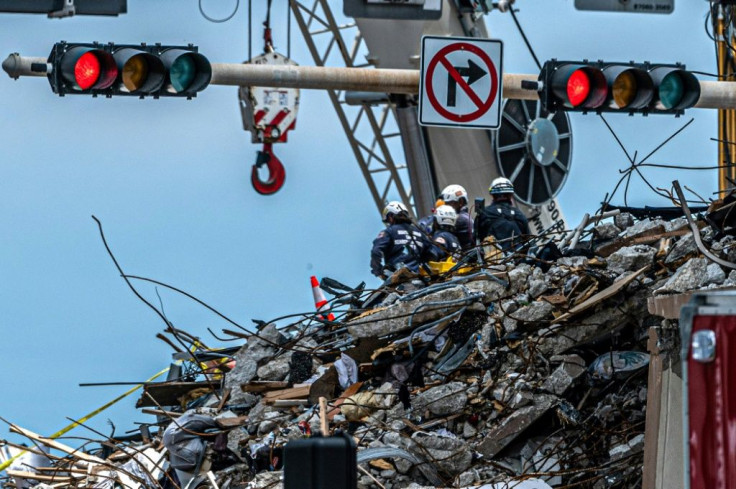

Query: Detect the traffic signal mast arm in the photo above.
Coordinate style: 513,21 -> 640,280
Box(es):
4,52 -> 736,109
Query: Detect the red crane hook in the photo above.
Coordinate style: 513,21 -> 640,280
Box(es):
251,142 -> 286,195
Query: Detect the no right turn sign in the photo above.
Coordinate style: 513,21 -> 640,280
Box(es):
419,36 -> 503,129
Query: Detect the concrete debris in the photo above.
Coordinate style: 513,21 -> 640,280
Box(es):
413,382 -> 468,416
655,256 -> 709,294
606,244 -> 656,274
6,205 -> 736,489
541,355 -> 586,395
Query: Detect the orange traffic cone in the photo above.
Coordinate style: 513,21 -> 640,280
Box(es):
311,275 -> 336,321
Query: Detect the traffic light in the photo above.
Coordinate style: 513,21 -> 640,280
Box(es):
539,60 -> 700,115
47,41 -> 211,98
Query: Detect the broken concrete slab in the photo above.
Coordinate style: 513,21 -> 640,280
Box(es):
409,432 -> 473,476
256,352 -> 292,381
347,286 -> 482,338
655,256 -> 709,294
476,394 -> 558,458
542,354 -> 586,395
606,245 -> 656,274
413,382 -> 468,417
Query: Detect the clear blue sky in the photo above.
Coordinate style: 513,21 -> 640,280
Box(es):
0,0 -> 716,447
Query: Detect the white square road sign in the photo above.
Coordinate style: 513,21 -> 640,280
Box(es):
419,36 -> 503,129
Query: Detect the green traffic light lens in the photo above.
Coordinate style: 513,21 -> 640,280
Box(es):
170,55 -> 196,93
658,73 -> 684,110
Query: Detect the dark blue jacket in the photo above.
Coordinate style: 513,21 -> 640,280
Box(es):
370,223 -> 433,277
476,201 -> 530,251
417,214 -> 435,235
455,207 -> 474,251
431,229 -> 461,260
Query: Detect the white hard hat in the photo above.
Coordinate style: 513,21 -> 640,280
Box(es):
440,184 -> 468,203
434,205 -> 457,228
489,177 -> 515,195
382,201 -> 409,222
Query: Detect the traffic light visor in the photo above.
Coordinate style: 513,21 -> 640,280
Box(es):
114,48 -> 165,94
60,46 -> 117,91
606,67 -> 653,109
649,66 -> 700,111
550,64 -> 607,109
160,49 -> 212,95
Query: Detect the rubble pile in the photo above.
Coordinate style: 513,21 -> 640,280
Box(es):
4,207 -> 736,489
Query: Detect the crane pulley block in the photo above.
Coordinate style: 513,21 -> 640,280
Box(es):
238,51 -> 300,144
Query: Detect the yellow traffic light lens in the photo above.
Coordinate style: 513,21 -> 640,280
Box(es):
170,55 -> 196,92
612,71 -> 637,108
122,54 -> 149,92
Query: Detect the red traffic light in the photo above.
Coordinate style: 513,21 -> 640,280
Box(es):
540,60 -> 700,115
548,64 -> 607,109
58,46 -> 117,91
47,42 -> 211,98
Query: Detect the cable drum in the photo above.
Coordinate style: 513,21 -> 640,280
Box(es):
493,98 -> 573,205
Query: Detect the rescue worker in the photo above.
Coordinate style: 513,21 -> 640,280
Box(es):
417,196 -> 445,235
475,177 -> 531,251
431,205 -> 461,260
440,184 -> 474,251
370,201 -> 433,279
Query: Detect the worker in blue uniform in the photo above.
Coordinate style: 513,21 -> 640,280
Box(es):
440,184 -> 474,251
475,177 -> 531,251
430,205 -> 461,260
370,201 -> 433,279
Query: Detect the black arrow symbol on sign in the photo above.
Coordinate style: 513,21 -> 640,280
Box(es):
446,59 -> 487,107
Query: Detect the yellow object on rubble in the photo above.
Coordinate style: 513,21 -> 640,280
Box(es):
422,257 -> 473,276
421,236 -> 503,278
481,236 -> 504,262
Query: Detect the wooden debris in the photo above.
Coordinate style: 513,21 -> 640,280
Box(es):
262,385 -> 310,403
327,381 -> 364,420
215,416 -> 249,428
241,381 -> 289,393
319,396 -> 329,435
136,381 -> 215,408
554,266 -> 649,323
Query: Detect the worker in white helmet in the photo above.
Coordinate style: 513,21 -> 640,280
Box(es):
430,205 -> 461,260
439,184 -> 474,251
370,201 -> 432,279
476,177 -> 530,251
417,195 -> 446,235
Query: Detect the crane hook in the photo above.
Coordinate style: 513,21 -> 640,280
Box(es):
251,142 -> 286,195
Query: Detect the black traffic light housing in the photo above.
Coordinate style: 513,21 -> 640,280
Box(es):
539,59 -> 701,116
47,41 -> 212,99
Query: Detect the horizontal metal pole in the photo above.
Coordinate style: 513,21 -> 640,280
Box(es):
695,80 -> 736,109
6,53 -> 736,108
2,53 -> 48,79
211,63 -> 420,94
211,63 -> 542,101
